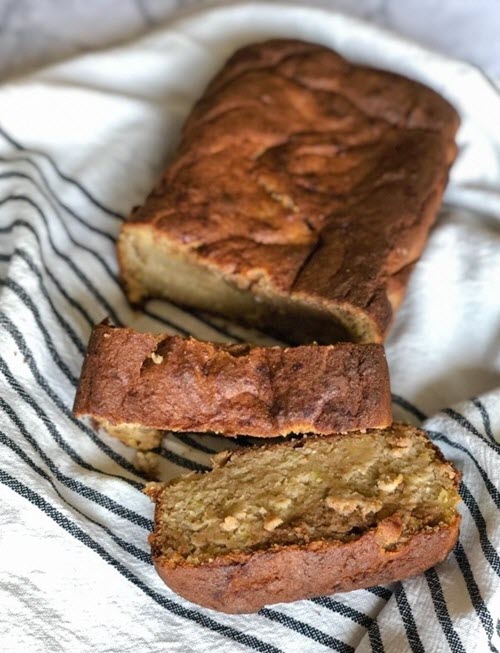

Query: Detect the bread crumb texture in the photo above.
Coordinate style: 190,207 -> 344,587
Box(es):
147,424 -> 459,565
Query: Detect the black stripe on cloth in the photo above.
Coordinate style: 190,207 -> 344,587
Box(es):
259,608 -> 353,653
0,193 -> 120,287
191,309 -> 242,343
367,625 -> 385,653
0,312 -> 144,481
0,428 -> 151,563
0,214 -> 122,326
140,306 -> 192,336
458,483 -> 500,578
0,236 -> 95,329
0,354 -> 144,487
424,418 -> 500,584
391,394 -> 427,422
1,278 -> 80,386
0,124 -> 124,221
443,408 -> 500,455
311,596 -> 386,652
310,596 -> 374,628
424,434 -> 500,605
0,397 -> 152,531
372,384 -> 500,648
427,430 -> 499,509
145,303 -> 236,342
393,583 -> 425,653
427,429 -> 499,649
424,567 -> 466,653
0,170 -> 117,242
159,446 -> 211,473
173,433 -> 219,455
471,398 -> 496,443
0,251 -> 87,354
0,468 -> 282,653
365,587 -> 393,601
454,542 -> 499,653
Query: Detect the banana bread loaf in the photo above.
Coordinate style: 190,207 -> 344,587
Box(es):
146,423 -> 461,613
73,322 -> 392,448
118,39 -> 460,344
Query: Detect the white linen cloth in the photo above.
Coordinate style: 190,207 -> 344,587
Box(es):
0,2 -> 499,651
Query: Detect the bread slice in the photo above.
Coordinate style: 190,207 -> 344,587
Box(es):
146,424 -> 460,613
73,323 -> 392,449
118,39 -> 459,344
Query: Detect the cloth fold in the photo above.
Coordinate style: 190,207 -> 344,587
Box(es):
0,2 -> 498,652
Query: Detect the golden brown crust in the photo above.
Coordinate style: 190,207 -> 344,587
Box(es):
73,323 -> 392,440
118,38 -> 460,343
151,517 -> 460,613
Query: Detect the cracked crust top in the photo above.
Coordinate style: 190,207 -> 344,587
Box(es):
73,322 -> 392,438
119,39 -> 460,342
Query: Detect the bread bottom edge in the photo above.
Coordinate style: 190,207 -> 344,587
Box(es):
152,516 -> 460,613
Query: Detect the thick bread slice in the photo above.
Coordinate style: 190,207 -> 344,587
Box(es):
73,323 -> 392,448
146,424 -> 461,613
118,39 -> 460,344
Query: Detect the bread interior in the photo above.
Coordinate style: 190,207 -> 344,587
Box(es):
97,418 -> 163,450
119,226 -> 380,344
148,426 -> 459,565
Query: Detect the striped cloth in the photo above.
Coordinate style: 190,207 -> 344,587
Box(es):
1,3 -> 499,652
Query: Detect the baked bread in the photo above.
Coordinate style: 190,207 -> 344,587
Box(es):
73,322 -> 392,449
145,423 -> 461,613
118,39 -> 459,344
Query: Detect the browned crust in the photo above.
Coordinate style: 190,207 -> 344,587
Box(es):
73,322 -> 392,439
152,517 -> 460,613
118,38 -> 460,343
